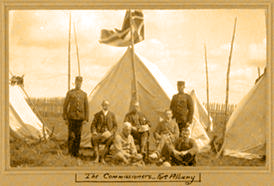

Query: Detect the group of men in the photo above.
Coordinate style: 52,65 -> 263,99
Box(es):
63,77 -> 197,166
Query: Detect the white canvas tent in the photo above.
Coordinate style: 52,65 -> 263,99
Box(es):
80,49 -> 212,152
9,76 -> 49,143
219,71 -> 268,159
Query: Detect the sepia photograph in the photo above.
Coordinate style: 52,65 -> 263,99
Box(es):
2,2 -> 273,184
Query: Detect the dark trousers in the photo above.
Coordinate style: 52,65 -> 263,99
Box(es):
68,119 -> 83,157
177,122 -> 188,135
161,143 -> 196,166
170,153 -> 196,166
90,134 -> 115,158
131,130 -> 149,154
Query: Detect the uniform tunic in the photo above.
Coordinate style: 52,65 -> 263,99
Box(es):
170,93 -> 194,131
63,88 -> 89,121
63,88 -> 89,157
154,119 -> 180,154
154,119 -> 179,138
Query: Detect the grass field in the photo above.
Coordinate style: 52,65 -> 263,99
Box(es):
9,114 -> 266,168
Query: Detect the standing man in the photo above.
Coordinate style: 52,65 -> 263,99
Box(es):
90,100 -> 117,163
124,101 -> 150,155
63,76 -> 89,157
170,81 -> 194,134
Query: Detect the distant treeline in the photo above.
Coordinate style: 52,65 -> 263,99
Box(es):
27,97 -> 237,126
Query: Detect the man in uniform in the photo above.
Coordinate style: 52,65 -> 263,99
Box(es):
124,101 -> 150,155
90,100 -> 117,163
149,109 -> 179,160
170,81 -> 194,134
63,76 -> 89,157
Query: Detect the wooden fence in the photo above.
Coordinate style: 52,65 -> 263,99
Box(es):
27,97 -> 237,127
205,102 -> 237,125
27,97 -> 64,118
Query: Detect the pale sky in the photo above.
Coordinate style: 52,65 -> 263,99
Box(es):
9,9 -> 266,104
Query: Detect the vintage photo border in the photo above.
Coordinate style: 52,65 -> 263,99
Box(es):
0,0 -> 273,185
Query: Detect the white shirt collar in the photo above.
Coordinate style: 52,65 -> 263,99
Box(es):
102,110 -> 108,116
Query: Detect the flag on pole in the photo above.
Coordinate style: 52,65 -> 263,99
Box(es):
99,10 -> 144,47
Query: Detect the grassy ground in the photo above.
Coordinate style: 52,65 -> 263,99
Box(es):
10,136 -> 265,168
10,115 -> 266,168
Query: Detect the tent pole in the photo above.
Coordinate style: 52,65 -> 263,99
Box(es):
129,9 -> 138,104
68,12 -> 71,90
204,43 -> 211,131
73,21 -> 81,76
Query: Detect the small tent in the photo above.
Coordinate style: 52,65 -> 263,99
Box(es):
219,71 -> 269,159
80,49 -> 212,152
9,75 -> 49,143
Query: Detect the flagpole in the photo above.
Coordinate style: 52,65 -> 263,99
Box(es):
68,12 -> 71,90
129,9 -> 138,104
204,43 -> 211,131
73,21 -> 81,76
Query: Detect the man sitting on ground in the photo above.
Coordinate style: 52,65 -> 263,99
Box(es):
90,100 -> 117,163
163,127 -> 198,166
112,122 -> 143,165
149,109 -> 179,160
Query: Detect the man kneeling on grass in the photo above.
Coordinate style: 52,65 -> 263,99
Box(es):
112,122 -> 143,165
150,127 -> 198,166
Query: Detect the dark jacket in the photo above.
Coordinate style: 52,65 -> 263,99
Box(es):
124,111 -> 150,128
90,111 -> 117,134
170,93 -> 194,124
63,88 -> 89,121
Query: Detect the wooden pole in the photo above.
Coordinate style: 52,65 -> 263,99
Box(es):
68,12 -> 71,90
73,21 -> 81,76
204,43 -> 211,131
224,17 -> 237,119
217,17 -> 237,158
129,9 -> 138,104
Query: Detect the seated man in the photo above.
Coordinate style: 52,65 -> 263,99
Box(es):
112,122 -> 143,165
90,100 -> 117,163
149,109 -> 179,160
163,127 -> 198,166
124,101 -> 150,155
